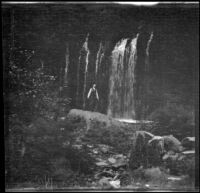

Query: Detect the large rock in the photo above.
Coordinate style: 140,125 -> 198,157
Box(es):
162,135 -> 183,153
66,109 -> 129,130
148,136 -> 165,155
129,132 -> 185,170
64,109 -> 138,153
181,137 -> 195,150
148,134 -> 183,154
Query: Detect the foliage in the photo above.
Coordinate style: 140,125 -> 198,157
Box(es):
84,121 -> 134,154
143,167 -> 168,183
164,153 -> 195,177
6,117 -> 95,185
142,103 -> 195,140
8,53 -> 71,122
6,45 -> 72,185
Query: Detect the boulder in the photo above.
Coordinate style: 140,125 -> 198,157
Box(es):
148,134 -> 183,155
98,144 -> 113,154
109,180 -> 121,189
95,161 -> 110,167
108,158 -> 117,164
65,109 -> 137,153
162,135 -> 183,153
112,159 -> 127,169
67,109 -> 123,130
129,132 -> 185,170
98,177 -> 112,189
182,150 -> 195,155
181,137 -> 195,150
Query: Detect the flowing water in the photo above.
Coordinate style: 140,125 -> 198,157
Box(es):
76,33 -> 90,108
64,43 -> 69,87
145,32 -> 153,72
82,34 -> 90,109
95,42 -> 102,79
107,34 -> 139,119
75,32 -> 154,119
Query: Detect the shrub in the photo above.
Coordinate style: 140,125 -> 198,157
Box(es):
5,116 -> 96,186
146,103 -> 195,140
84,123 -> 132,154
143,167 -> 167,183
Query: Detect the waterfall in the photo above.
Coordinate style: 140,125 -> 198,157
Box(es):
124,34 -> 139,118
76,54 -> 81,105
145,32 -> 153,72
82,34 -> 90,109
107,38 -> 128,117
95,42 -> 104,82
142,32 -> 154,118
95,42 -> 102,77
76,33 -> 90,108
64,42 -> 69,87
107,34 -> 139,119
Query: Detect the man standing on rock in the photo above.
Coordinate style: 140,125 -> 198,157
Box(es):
87,84 -> 99,112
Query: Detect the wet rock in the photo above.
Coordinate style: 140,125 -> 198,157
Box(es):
136,182 -> 141,186
98,177 -> 112,189
162,135 -> 183,153
65,109 -> 136,153
162,151 -> 179,162
98,144 -> 113,154
112,160 -> 127,169
129,131 -> 189,171
67,109 -> 123,130
167,176 -> 182,181
114,154 -> 125,159
145,184 -> 150,188
72,144 -> 82,150
182,150 -> 195,155
92,149 -> 99,154
181,137 -> 195,150
106,154 -> 128,169
95,161 -> 109,167
108,158 -> 117,164
109,180 -> 120,189
149,134 -> 183,153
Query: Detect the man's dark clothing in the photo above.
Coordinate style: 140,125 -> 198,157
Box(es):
88,89 -> 98,111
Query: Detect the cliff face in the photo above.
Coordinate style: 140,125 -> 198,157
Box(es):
8,4 -> 198,119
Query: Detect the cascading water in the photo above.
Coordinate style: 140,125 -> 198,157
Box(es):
76,33 -> 90,108
141,32 -> 154,118
64,42 -> 69,87
107,34 -> 139,119
95,42 -> 104,82
76,55 -> 81,105
82,34 -> 90,109
145,32 -> 153,72
74,31 -> 152,116
107,38 -> 128,117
